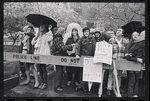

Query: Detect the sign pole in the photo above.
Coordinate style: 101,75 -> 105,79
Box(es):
113,60 -> 121,97
98,69 -> 105,97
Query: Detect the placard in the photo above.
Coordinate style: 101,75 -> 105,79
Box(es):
94,41 -> 112,65
83,58 -> 102,83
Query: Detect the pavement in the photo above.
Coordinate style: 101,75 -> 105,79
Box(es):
4,69 -> 145,97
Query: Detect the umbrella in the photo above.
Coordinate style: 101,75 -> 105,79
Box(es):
121,21 -> 145,39
63,23 -> 83,44
26,14 -> 57,28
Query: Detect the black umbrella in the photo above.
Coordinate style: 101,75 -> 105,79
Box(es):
121,21 -> 144,39
26,14 -> 57,28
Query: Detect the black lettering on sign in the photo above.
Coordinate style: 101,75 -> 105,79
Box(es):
30,55 -> 40,61
85,59 -> 93,65
70,58 -> 80,63
13,54 -> 27,59
61,58 -> 67,62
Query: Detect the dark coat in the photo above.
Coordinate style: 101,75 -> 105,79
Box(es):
76,36 -> 96,56
124,39 -> 135,54
65,36 -> 80,56
65,36 -> 81,73
126,40 -> 145,63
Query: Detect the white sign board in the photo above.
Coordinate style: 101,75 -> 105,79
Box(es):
94,41 -> 112,65
83,58 -> 102,83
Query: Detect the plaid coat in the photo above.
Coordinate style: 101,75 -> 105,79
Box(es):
111,37 -> 127,58
51,33 -> 73,56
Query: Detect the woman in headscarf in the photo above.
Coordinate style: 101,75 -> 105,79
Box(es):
65,28 -> 80,87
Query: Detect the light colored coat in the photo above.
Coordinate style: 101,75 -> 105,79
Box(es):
32,31 -> 53,55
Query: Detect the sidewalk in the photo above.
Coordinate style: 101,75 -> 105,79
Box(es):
5,70 -> 99,97
5,69 -> 145,97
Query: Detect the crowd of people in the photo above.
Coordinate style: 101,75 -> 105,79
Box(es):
18,23 -> 145,97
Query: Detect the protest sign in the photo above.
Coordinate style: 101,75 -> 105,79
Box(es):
83,58 -> 102,83
94,41 -> 112,65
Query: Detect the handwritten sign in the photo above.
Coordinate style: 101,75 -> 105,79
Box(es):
83,58 -> 102,83
94,41 -> 112,65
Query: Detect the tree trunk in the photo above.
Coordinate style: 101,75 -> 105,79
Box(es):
12,39 -> 16,45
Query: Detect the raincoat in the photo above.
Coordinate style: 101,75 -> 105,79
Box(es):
31,31 -> 53,55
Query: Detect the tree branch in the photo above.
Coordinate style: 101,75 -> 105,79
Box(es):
120,18 -> 127,23
99,3 -> 110,11
130,14 -> 135,22
129,5 -> 145,17
132,11 -> 145,16
9,33 -> 15,40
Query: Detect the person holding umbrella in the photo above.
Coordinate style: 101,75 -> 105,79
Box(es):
26,14 -> 57,89
125,30 -> 145,97
31,24 -> 53,89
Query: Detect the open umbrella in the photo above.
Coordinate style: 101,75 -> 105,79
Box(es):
121,21 -> 145,39
26,14 -> 57,28
63,23 -> 83,44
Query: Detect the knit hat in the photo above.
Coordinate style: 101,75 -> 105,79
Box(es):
93,29 -> 101,35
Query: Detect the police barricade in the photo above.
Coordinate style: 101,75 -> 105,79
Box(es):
4,52 -> 145,97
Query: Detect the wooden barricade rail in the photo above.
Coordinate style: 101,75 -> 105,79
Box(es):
4,52 -> 145,71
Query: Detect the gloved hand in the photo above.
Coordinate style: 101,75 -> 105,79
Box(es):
126,55 -> 137,62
